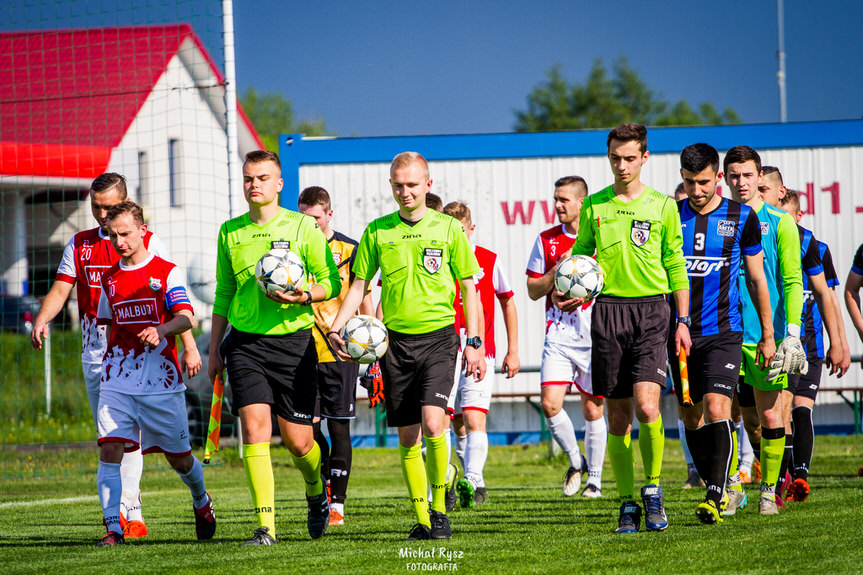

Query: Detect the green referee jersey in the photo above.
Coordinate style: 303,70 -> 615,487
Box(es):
353,209 -> 481,335
572,185 -> 689,297
213,207 -> 340,335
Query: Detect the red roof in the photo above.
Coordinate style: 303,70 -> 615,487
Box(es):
0,24 -> 263,178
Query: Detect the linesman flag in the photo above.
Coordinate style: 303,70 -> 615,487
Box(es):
678,348 -> 693,407
203,374 -> 224,465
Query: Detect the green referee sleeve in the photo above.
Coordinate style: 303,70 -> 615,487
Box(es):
303,218 -> 341,300
571,198 -> 596,256
212,224 -> 236,317
661,198 -> 689,293
776,212 -> 804,328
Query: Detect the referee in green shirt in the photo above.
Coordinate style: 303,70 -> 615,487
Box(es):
329,152 -> 483,540
564,124 -> 691,534
208,150 -> 341,545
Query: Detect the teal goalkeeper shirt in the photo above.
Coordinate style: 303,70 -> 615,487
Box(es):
738,200 -> 803,344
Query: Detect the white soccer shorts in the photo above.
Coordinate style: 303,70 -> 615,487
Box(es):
97,390 -> 192,456
82,362 -> 102,428
447,353 -> 496,415
540,341 -> 598,396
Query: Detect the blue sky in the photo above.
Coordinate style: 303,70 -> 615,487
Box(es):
4,0 -> 863,137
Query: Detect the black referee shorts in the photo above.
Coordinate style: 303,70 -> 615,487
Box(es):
668,332 -> 742,406
592,295 -> 669,399
222,328 -> 318,425
380,325 -> 459,428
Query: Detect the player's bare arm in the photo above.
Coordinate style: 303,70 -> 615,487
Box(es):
828,287 -> 851,376
359,292 -> 375,316
499,295 -> 520,378
137,309 -> 193,347
526,255 -> 564,301
808,271 -> 845,375
178,330 -> 201,377
743,251 -> 776,367
329,278 -> 371,361
207,313 -> 229,383
458,276 -> 484,382
30,280 -> 74,349
473,294 -> 488,381
672,288 -> 691,355
843,270 -> 863,347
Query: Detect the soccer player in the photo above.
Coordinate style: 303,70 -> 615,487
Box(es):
566,123 -> 691,534
525,176 -> 607,499
208,151 -> 341,545
759,168 -> 845,504
30,173 -> 201,539
778,188 -> 850,501
94,201 -> 214,545
845,244 -> 863,368
668,143 -> 773,524
443,200 -> 520,508
298,185 -> 374,526
723,146 -> 805,516
328,152 -> 483,540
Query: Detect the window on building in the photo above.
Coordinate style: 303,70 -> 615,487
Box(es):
168,139 -> 182,207
137,151 -> 148,207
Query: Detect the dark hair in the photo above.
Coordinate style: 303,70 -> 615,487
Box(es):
244,150 -> 281,170
106,200 -> 144,226
426,192 -> 443,212
607,123 -> 647,153
554,175 -> 588,195
723,146 -> 762,173
680,143 -> 720,174
443,201 -> 471,224
298,186 -> 331,211
90,172 -> 128,199
761,165 -> 783,185
780,188 -> 800,210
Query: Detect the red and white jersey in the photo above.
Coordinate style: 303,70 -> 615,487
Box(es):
525,224 -> 592,347
454,245 -> 514,359
96,254 -> 192,395
55,227 -> 167,363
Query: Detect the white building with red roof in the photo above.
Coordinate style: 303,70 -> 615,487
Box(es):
0,24 -> 262,312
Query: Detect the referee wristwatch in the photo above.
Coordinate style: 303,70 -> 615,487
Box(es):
302,291 -> 313,305
676,316 -> 692,327
466,336 -> 482,349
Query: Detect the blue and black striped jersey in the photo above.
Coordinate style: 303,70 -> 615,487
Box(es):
800,235 -> 836,360
678,197 -> 762,337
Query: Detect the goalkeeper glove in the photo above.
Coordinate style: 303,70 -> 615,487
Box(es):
360,361 -> 385,407
768,333 -> 808,381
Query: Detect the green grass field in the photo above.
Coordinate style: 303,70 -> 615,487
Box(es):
2,436 -> 862,574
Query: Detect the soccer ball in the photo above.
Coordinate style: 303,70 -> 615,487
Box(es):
340,315 -> 389,364
255,249 -> 305,294
554,254 -> 604,300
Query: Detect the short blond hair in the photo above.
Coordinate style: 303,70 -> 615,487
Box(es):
391,151 -> 429,180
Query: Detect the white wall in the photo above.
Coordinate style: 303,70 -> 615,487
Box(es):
299,145 -> 863,404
